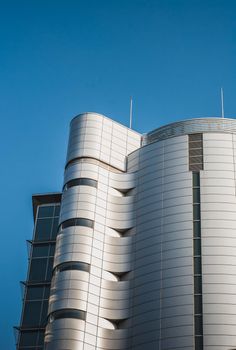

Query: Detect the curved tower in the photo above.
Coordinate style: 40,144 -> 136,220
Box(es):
44,113 -> 141,349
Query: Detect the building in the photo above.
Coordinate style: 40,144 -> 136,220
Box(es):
16,113 -> 236,350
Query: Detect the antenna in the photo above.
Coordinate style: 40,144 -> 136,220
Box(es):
129,97 -> 133,129
221,87 -> 225,118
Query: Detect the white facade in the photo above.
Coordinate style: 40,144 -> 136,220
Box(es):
44,113 -> 236,350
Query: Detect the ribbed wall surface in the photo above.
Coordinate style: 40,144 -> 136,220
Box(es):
128,135 -> 194,350
44,113 -> 141,350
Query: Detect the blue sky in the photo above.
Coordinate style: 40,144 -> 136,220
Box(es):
1,0 -> 236,347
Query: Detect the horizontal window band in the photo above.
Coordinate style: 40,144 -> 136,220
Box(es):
54,261 -> 90,274
49,309 -> 86,322
65,156 -> 123,173
63,178 -> 98,191
59,218 -> 94,231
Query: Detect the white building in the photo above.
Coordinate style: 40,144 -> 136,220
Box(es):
17,113 -> 236,350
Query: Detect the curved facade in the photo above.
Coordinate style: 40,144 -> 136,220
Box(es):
17,114 -> 236,350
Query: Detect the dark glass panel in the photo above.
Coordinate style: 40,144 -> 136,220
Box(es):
65,178 -> 98,190
37,331 -> 45,345
22,301 -> 42,326
193,204 -> 201,220
38,206 -> 54,218
49,243 -> 56,256
51,218 -> 59,239
26,286 -> 44,300
194,276 -> 202,294
193,221 -> 201,238
46,257 -> 54,280
194,295 -> 202,314
194,257 -> 202,275
51,309 -> 86,321
56,261 -> 90,273
60,218 -> 94,230
44,286 -> 51,299
29,258 -> 47,282
193,188 -> 200,203
194,239 -> 201,256
40,300 -> 49,326
195,315 -> 203,335
54,205 -> 61,216
19,330 -> 38,346
195,335 -> 203,349
32,244 -> 49,258
193,172 -> 200,187
34,218 -> 52,241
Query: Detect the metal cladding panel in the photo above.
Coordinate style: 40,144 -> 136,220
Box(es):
129,135 -> 194,350
66,113 -> 141,172
200,132 -> 236,349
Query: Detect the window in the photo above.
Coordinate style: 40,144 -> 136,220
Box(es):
49,309 -> 86,322
38,206 -> 54,218
55,261 -> 90,274
64,178 -> 97,190
60,218 -> 94,230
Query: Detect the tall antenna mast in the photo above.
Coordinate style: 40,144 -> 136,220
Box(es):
221,87 -> 225,118
129,97 -> 133,129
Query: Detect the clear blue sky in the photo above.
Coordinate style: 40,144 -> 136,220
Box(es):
1,0 -> 236,348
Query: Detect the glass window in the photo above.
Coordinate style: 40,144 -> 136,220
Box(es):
195,316 -> 203,336
195,335 -> 203,349
55,261 -> 90,273
193,221 -> 201,238
60,218 -> 94,230
54,205 -> 61,217
32,244 -> 49,258
194,257 -> 202,275
34,218 -> 52,241
46,258 -> 54,280
44,286 -> 51,299
193,188 -> 200,203
19,330 -> 38,346
194,276 -> 202,294
194,295 -> 202,314
38,206 -> 54,218
22,301 -> 42,326
193,204 -> 200,220
192,172 -> 200,187
40,300 -> 49,326
49,243 -> 56,256
29,258 -> 47,282
50,309 -> 86,322
194,239 -> 201,256
51,218 -> 59,239
26,286 -> 44,300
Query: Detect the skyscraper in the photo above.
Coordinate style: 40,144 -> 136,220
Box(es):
16,113 -> 236,350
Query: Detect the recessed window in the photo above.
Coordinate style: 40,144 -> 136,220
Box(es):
194,257 -> 202,275
55,261 -> 90,274
194,315 -> 203,336
193,172 -> 200,187
49,309 -> 86,322
194,276 -> 202,294
194,239 -> 201,256
193,188 -> 200,203
194,295 -> 202,314
193,221 -> 201,237
60,218 -> 94,230
193,204 -> 200,220
64,178 -> 97,190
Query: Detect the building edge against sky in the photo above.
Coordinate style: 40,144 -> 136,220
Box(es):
16,112 -> 236,350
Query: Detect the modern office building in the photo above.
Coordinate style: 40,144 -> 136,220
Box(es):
16,113 -> 236,350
